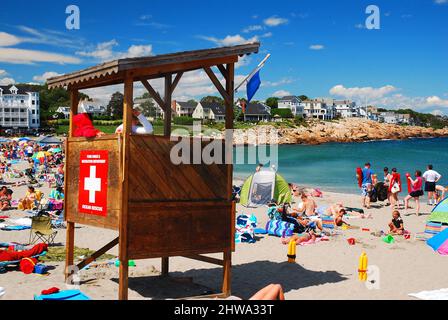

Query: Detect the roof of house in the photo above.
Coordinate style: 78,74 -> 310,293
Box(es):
245,103 -> 270,116
177,101 -> 197,109
201,102 -> 226,116
47,43 -> 260,90
279,96 -> 299,101
0,85 -> 34,95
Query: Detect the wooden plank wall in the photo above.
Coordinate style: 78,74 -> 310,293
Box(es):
128,135 -> 229,202
66,136 -> 121,230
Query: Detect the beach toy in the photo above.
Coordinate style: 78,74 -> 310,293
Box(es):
347,238 -> 356,246
34,264 -> 48,275
362,228 -> 370,232
342,224 -> 349,231
405,173 -> 412,194
287,240 -> 297,263
115,260 -> 136,267
383,235 -> 395,244
20,257 -> 37,274
356,167 -> 363,188
358,252 -> 368,282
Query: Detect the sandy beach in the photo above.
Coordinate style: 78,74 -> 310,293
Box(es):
1,165 -> 447,301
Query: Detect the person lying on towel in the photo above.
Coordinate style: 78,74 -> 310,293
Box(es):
0,243 -> 48,262
115,109 -> 154,135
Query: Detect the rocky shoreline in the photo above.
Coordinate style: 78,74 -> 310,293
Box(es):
233,118 -> 448,145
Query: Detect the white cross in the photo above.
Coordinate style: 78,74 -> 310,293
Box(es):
84,166 -> 101,203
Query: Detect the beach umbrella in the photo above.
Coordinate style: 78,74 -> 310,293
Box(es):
18,140 -> 28,146
18,137 -> 31,142
429,197 -> 448,224
0,138 -> 10,143
49,148 -> 62,154
32,151 -> 51,160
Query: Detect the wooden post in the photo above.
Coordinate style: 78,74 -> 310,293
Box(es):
119,73 -> 133,300
223,63 -> 234,297
161,257 -> 169,276
164,75 -> 172,137
65,89 -> 78,282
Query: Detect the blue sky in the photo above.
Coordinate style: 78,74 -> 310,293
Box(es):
0,0 -> 447,114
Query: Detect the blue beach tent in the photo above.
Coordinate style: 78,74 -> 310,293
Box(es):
429,197 -> 448,224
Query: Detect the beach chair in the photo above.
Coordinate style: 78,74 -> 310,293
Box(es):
51,213 -> 66,229
321,216 -> 337,236
29,216 -> 57,246
415,222 -> 443,241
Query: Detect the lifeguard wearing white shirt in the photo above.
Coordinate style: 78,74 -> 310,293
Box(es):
423,164 -> 442,206
115,110 -> 154,135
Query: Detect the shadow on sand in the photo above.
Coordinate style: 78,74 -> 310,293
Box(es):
113,260 -> 348,300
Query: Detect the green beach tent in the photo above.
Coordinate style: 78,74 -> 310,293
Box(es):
429,197 -> 448,224
240,169 -> 291,207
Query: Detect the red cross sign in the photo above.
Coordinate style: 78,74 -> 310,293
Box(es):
78,150 -> 109,217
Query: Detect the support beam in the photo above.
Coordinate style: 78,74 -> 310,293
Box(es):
76,238 -> 119,271
119,73 -> 133,301
183,254 -> 225,266
161,257 -> 169,276
65,89 -> 78,282
217,65 -> 228,82
164,75 -> 172,137
141,79 -> 165,111
222,250 -> 232,297
203,67 -> 231,104
171,72 -> 184,93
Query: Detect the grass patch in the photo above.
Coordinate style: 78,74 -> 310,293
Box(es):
40,247 -> 116,263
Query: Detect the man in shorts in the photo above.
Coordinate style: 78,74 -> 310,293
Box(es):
361,163 -> 377,209
423,165 -> 442,206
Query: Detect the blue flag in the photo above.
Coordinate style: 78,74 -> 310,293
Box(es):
247,71 -> 261,102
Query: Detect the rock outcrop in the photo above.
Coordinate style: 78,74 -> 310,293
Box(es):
231,119 -> 448,145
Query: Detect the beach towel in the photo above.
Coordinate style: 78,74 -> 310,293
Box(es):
1,225 -> 31,231
265,220 -> 294,238
409,288 -> 448,300
34,290 -> 91,301
235,214 -> 257,244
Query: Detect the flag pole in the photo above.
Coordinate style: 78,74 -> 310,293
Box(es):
235,54 -> 271,93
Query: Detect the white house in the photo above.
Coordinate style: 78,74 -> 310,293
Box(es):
334,100 -> 357,118
302,99 -> 334,120
78,100 -> 108,116
193,102 -> 226,122
0,85 -> 40,128
278,96 -> 304,117
55,106 -> 71,119
379,112 -> 398,124
172,100 -> 196,117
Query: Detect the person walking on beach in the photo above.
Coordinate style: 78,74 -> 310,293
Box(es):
384,167 -> 392,206
389,168 -> 402,209
423,165 -> 442,206
360,163 -> 377,209
405,170 -> 424,216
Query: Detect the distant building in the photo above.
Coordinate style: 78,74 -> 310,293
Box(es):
172,100 -> 196,117
278,96 -> 304,117
0,85 -> 40,129
55,106 -> 71,119
241,101 -> 271,122
302,99 -> 334,120
78,100 -> 108,116
334,100 -> 357,118
379,112 -> 399,124
193,102 -> 226,122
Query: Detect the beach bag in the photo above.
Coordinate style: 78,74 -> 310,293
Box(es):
391,183 -> 400,194
48,199 -> 63,211
265,220 -> 294,238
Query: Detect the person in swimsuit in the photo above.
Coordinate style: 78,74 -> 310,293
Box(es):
405,170 -> 424,216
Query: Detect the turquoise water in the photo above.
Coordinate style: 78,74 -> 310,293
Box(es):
234,138 -> 448,194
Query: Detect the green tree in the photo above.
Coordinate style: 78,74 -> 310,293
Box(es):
201,96 -> 224,105
271,108 -> 293,118
265,97 -> 279,109
107,92 -> 124,120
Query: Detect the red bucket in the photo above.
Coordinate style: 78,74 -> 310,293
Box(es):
347,238 -> 356,245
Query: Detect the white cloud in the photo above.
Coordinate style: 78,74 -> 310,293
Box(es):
76,40 -> 153,62
272,90 -> 291,97
0,70 -> 7,77
0,77 -> 15,85
435,0 -> 448,4
330,84 -> 398,100
263,16 -> 289,27
0,32 -> 22,46
309,44 -> 325,50
262,78 -> 295,88
199,34 -> 259,47
16,26 -> 85,49
0,48 -> 81,65
33,71 -> 62,83
431,109 -> 444,116
426,96 -> 448,107
242,25 -> 264,33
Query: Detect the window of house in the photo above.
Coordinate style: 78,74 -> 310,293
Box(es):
32,119 -> 36,124
32,110 -> 35,115
21,100 -> 24,103
32,100 -> 35,105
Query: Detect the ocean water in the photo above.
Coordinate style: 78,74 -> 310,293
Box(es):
234,138 -> 448,194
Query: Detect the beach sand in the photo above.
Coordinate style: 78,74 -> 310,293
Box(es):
1,170 -> 447,300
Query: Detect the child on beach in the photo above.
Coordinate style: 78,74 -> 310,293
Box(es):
388,210 -> 404,235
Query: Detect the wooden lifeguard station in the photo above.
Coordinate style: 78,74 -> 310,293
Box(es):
47,43 -> 260,300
